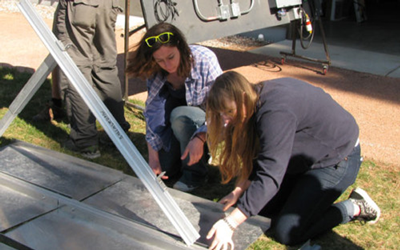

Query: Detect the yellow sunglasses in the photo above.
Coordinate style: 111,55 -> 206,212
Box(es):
145,32 -> 174,47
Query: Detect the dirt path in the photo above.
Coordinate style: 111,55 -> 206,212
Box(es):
1,11 -> 399,168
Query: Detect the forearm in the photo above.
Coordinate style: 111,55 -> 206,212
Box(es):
147,142 -> 159,163
236,179 -> 251,192
231,180 -> 251,200
221,181 -> 251,229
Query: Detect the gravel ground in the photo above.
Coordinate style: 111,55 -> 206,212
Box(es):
0,0 -> 56,19
198,35 -> 271,52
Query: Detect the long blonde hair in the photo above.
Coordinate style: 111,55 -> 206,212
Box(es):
206,71 -> 260,184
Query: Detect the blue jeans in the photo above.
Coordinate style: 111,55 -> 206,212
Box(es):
261,144 -> 362,245
158,106 -> 209,186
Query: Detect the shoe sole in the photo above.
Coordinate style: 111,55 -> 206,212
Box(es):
353,187 -> 381,224
81,152 -> 101,159
173,181 -> 198,192
173,186 -> 196,192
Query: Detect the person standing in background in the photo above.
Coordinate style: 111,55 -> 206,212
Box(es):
34,0 -> 130,159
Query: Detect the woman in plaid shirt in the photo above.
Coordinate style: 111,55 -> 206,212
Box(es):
127,23 -> 223,192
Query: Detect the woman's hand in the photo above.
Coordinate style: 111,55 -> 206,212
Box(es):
219,192 -> 239,212
181,133 -> 205,166
147,143 -> 168,179
207,209 -> 247,250
219,181 -> 251,211
206,219 -> 235,250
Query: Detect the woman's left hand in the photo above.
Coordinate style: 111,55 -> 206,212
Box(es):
207,209 -> 248,249
206,219 -> 235,250
219,192 -> 238,211
219,181 -> 251,211
181,136 -> 204,166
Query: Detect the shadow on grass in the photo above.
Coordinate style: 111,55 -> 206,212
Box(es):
0,65 -> 70,144
0,137 -> 14,147
95,130 -> 148,176
268,230 -> 365,250
191,165 -> 235,201
310,230 -> 364,250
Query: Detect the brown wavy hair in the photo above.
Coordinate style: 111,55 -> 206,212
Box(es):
206,71 -> 260,184
126,22 -> 193,79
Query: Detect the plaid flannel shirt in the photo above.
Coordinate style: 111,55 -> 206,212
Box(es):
144,45 -> 223,151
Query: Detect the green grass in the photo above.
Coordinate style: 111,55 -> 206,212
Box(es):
1,66 -> 399,249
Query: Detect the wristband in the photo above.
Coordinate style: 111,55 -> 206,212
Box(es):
223,217 -> 237,231
195,134 -> 205,143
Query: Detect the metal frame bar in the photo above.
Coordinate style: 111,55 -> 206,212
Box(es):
123,0 -> 130,101
280,18 -> 331,67
280,1 -> 331,74
0,0 -> 200,246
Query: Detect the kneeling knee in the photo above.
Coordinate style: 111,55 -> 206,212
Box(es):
273,219 -> 304,245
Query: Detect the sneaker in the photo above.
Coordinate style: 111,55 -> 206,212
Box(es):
32,100 -> 65,122
349,187 -> 381,224
173,181 -> 200,192
63,139 -> 101,159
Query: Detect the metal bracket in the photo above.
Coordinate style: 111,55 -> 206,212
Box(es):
193,0 -> 254,22
56,40 -> 66,51
156,172 -> 168,191
218,4 -> 230,20
230,2 -> 241,17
